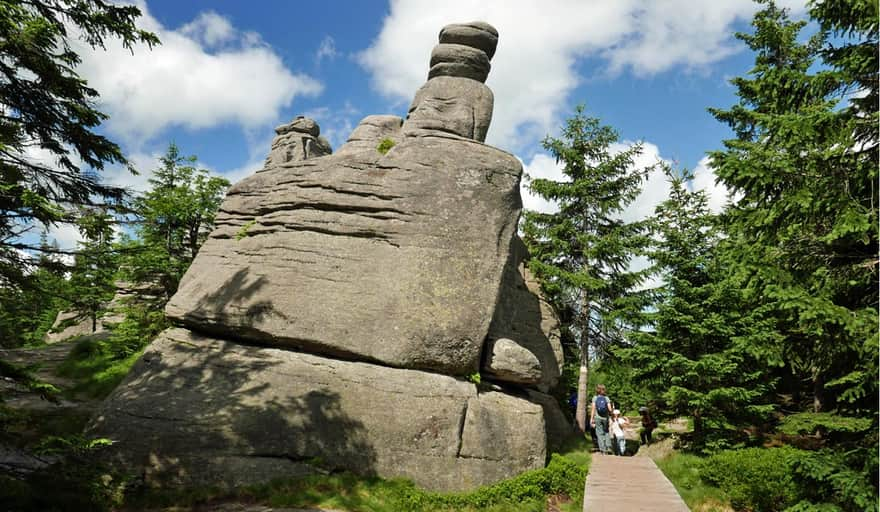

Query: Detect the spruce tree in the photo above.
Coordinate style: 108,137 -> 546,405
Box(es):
0,0 -> 157,288
123,143 -> 229,300
708,0 -> 878,414
68,207 -> 117,332
627,166 -> 778,441
522,105 -> 651,432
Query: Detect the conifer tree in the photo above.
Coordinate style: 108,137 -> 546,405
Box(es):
627,166 -> 778,440
68,207 -> 117,332
0,0 -> 157,288
122,143 -> 229,300
522,105 -> 651,432
708,0 -> 878,413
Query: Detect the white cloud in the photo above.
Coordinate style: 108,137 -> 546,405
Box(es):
358,0 -> 807,152
521,153 -> 564,214
180,11 -> 236,49
316,36 -> 339,63
522,140 -> 670,224
73,5 -> 323,145
616,142 -> 670,224
47,223 -> 83,251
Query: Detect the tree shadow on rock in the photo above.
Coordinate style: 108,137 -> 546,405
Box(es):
88,328 -> 377,490
175,267 -> 288,343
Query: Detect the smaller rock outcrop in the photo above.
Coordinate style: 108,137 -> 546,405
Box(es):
264,116 -> 332,167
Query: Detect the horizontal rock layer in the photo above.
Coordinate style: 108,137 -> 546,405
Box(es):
88,328 -> 559,491
166,133 -> 522,376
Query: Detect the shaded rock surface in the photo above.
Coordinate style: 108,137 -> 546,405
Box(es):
88,328 -> 548,492
484,237 -> 563,392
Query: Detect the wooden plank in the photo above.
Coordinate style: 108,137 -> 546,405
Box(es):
583,455 -> 690,512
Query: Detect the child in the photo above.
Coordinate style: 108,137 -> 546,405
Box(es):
609,409 -> 628,456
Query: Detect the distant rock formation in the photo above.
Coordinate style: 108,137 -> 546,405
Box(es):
264,116 -> 332,167
89,21 -> 569,493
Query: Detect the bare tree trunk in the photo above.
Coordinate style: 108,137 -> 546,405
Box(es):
812,368 -> 825,412
575,345 -> 589,432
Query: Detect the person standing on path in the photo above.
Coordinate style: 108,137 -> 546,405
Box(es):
590,384 -> 614,454
609,408 -> 629,455
639,406 -> 657,445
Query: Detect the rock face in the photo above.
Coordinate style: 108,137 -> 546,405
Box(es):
264,116 -> 332,167
89,21 -> 570,492
90,328 -> 549,490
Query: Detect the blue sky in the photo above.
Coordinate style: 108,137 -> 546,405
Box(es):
45,0 -> 809,247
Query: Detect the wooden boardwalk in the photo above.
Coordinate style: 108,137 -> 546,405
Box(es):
583,454 -> 690,512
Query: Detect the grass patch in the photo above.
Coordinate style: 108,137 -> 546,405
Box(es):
376,137 -> 396,155
56,336 -> 143,400
652,443 -> 730,511
128,436 -> 591,512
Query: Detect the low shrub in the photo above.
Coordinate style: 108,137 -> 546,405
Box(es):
700,446 -> 799,511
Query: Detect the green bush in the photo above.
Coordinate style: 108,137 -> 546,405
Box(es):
700,446 -> 799,511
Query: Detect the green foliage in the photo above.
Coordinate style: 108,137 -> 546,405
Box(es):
235,219 -> 257,240
708,0 -> 878,414
779,412 -> 873,437
122,143 -> 230,300
625,165 -> 778,441
655,451 -> 730,511
377,137 -> 396,154
56,334 -> 148,400
130,439 -> 590,512
0,234 -> 70,347
785,446 -> 879,512
701,447 -> 800,511
0,358 -> 59,403
3,435 -> 129,512
68,208 -> 118,333
466,371 -> 482,384
522,104 -> 652,427
0,0 -> 157,290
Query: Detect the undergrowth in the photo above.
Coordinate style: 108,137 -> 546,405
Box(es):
126,436 -> 591,512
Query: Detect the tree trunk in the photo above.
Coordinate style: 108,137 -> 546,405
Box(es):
812,369 -> 825,412
575,345 -> 589,432
693,411 -> 703,439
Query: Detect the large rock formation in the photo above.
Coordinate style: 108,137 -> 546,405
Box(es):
89,21 -> 569,492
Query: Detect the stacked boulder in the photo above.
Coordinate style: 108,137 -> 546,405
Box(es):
264,116 -> 332,167
88,22 -> 568,492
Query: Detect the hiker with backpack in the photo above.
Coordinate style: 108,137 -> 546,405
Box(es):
590,384 -> 614,454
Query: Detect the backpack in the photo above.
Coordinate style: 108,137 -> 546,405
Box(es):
595,395 -> 609,417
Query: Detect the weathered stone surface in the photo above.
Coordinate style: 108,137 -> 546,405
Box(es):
264,116 -> 331,167
275,116 -> 319,137
335,114 -> 403,156
428,43 -> 491,83
484,237 -> 563,392
483,337 -> 542,384
88,328 -> 547,491
166,133 -> 521,376
403,76 -> 494,142
45,310 -> 100,344
525,389 -> 576,453
439,22 -> 498,60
